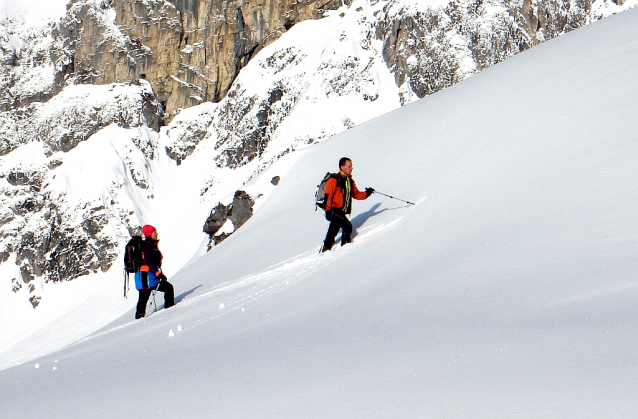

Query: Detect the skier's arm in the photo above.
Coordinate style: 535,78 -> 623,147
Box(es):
352,181 -> 369,200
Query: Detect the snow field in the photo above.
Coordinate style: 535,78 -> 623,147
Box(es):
0,4 -> 637,419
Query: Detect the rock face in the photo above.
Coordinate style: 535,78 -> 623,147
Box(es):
0,164 -> 119,308
53,0 -> 349,117
377,0 -> 594,103
0,24 -> 57,112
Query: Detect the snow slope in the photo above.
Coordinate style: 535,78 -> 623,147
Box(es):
1,6 -> 637,418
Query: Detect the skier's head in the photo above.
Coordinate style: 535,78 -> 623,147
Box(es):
142,225 -> 156,238
339,157 -> 353,176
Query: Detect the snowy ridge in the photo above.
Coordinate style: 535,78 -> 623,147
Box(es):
0,7 -> 636,417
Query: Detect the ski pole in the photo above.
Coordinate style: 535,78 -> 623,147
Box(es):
147,283 -> 160,315
374,190 -> 416,206
124,270 -> 129,298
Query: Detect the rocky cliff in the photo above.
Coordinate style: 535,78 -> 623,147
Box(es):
378,0 -> 595,102
47,0 -> 603,115
53,0 -> 350,117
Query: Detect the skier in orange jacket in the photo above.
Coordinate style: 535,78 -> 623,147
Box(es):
321,157 -> 374,252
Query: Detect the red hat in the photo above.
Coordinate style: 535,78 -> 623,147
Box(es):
142,225 -> 156,237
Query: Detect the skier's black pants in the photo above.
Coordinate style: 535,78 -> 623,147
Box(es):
322,210 -> 352,252
135,281 -> 175,318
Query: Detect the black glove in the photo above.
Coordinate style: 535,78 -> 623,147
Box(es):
325,210 -> 332,221
157,273 -> 167,282
365,187 -> 375,197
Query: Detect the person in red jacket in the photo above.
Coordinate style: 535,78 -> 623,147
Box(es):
322,157 -> 374,252
135,225 -> 175,319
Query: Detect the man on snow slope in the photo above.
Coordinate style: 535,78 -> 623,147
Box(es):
321,157 -> 374,252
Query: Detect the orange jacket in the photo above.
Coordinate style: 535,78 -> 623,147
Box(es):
325,172 -> 368,214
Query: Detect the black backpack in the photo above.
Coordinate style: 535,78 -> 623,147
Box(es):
315,172 -> 338,210
124,236 -> 144,273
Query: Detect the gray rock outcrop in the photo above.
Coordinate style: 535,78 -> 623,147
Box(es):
203,190 -> 255,248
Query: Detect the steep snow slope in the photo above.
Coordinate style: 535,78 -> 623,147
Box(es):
0,6 -> 637,419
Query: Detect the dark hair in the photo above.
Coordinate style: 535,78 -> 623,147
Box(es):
339,157 -> 351,168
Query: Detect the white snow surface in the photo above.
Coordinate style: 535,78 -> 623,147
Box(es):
0,0 -> 69,26
1,6 -> 638,418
